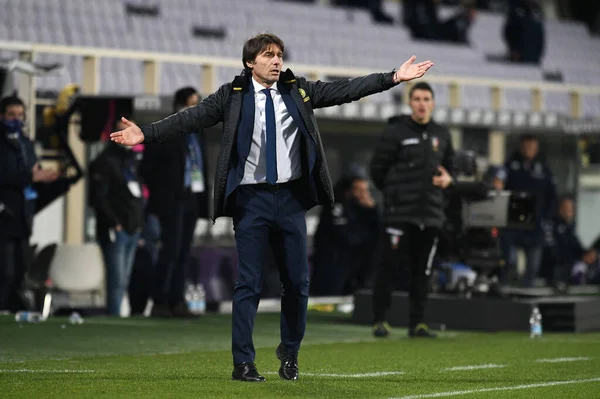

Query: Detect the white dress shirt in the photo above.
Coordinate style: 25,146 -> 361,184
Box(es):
240,77 -> 302,185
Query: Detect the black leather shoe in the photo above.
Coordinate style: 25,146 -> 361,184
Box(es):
276,343 -> 299,380
231,362 -> 265,382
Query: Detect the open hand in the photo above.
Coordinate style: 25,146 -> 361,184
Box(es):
394,56 -> 434,83
110,117 -> 144,146
432,165 -> 452,189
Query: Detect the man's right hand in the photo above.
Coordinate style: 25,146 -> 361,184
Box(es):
32,163 -> 59,183
110,117 -> 144,146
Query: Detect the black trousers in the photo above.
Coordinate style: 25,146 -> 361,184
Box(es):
0,237 -> 28,312
152,191 -> 199,307
372,223 -> 439,329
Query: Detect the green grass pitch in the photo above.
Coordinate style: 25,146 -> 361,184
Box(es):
1,312 -> 599,398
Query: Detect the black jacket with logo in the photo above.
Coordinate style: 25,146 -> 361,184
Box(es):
88,143 -> 145,238
370,115 -> 454,229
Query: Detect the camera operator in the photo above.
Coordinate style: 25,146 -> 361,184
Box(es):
0,96 -> 58,312
501,134 -> 556,288
370,82 -> 454,338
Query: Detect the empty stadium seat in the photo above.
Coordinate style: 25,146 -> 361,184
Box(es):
0,0 -> 598,115
47,243 -> 105,308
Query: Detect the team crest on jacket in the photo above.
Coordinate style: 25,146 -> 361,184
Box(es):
298,88 -> 310,102
431,136 -> 439,151
385,227 -> 403,249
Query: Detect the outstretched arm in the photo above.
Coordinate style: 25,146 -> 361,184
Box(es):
305,56 -> 434,109
110,85 -> 227,145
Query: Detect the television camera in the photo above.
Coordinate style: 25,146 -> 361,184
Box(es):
432,151 -> 536,297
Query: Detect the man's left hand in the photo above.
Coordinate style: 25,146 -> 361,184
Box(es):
432,165 -> 453,189
394,56 -> 435,83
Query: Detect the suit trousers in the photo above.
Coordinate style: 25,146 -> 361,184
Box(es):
231,180 -> 309,365
372,223 -> 439,329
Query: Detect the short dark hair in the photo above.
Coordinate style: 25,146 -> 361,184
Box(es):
409,82 -> 434,100
559,194 -> 575,205
0,95 -> 25,115
520,133 -> 538,142
242,32 -> 285,73
173,87 -> 199,112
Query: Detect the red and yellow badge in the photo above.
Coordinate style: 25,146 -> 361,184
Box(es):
431,136 -> 439,151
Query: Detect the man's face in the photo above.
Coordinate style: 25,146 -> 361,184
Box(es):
559,199 -> 575,224
1,104 -> 25,121
492,177 -> 504,191
247,44 -> 283,86
186,93 -> 199,108
409,89 -> 435,123
520,139 -> 539,160
350,179 -> 370,201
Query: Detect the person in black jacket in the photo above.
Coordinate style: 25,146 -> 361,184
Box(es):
370,82 -> 454,338
89,128 -> 145,316
0,96 -> 58,312
140,87 -> 210,319
504,0 -> 545,64
501,134 -> 556,287
110,32 -> 433,381
311,174 -> 380,296
542,196 -> 596,288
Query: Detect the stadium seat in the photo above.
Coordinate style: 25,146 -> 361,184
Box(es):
1,0 -> 599,115
47,243 -> 105,309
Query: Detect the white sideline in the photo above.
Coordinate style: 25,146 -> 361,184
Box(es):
442,364 -> 505,371
389,377 -> 600,399
535,357 -> 590,363
264,371 -> 405,378
0,369 -> 95,373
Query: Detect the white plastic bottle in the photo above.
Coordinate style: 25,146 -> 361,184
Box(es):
196,284 -> 206,315
529,306 -> 543,338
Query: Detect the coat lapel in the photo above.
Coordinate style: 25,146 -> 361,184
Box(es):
278,79 -> 314,145
238,86 -> 255,159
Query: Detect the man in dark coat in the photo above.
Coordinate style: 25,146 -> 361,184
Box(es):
0,96 -> 58,312
501,134 -> 556,287
311,175 -> 380,296
89,131 -> 145,316
110,32 -> 433,382
140,87 -> 210,318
